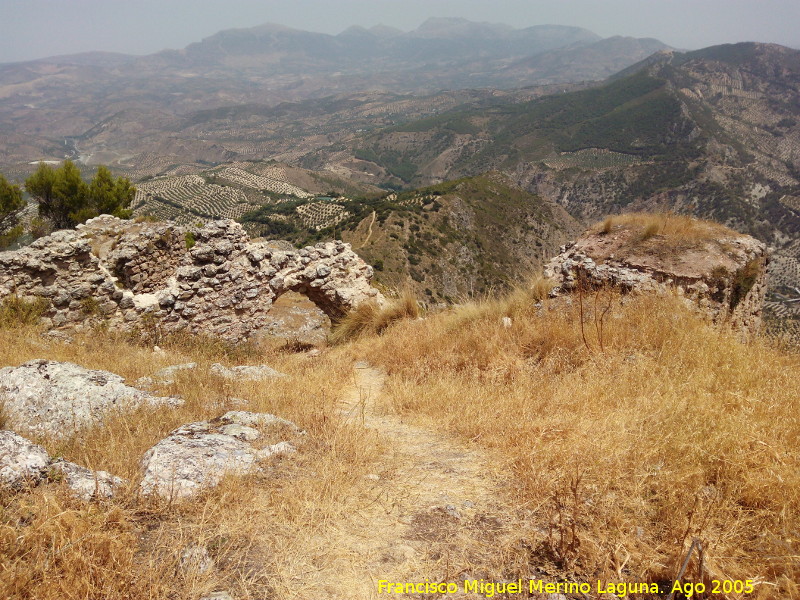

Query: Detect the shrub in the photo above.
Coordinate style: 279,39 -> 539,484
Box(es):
0,295 -> 50,327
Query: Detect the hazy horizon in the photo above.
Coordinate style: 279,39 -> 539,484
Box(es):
2,0 -> 799,63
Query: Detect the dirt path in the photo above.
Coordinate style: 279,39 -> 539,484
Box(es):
358,211 -> 377,249
300,361 -> 516,599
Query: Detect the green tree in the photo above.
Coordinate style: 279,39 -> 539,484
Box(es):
83,166 -> 134,221
0,173 -> 26,248
0,173 -> 25,229
25,161 -> 134,229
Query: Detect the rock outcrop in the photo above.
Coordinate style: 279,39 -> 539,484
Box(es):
0,430 -> 125,499
0,216 -> 383,343
0,359 -> 182,438
544,217 -> 769,336
139,411 -> 300,500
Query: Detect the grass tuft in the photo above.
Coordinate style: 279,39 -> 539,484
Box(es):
329,288 -> 420,344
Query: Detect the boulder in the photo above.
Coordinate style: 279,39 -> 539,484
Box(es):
0,430 -> 125,499
139,412 -> 298,500
49,459 -> 126,501
209,363 -> 285,380
0,359 -> 183,438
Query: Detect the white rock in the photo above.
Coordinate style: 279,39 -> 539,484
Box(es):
219,424 -> 260,442
180,545 -> 214,574
209,363 -> 285,380
220,411 -> 298,430
139,412 -> 299,500
0,360 -> 183,438
49,459 -> 126,500
0,430 -> 49,488
199,592 -> 234,600
140,430 -> 258,500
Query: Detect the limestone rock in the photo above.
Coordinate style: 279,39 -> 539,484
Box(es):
0,430 -> 124,499
199,592 -> 234,600
0,216 -> 384,343
180,545 -> 214,574
135,362 -> 197,389
209,363 -> 285,380
0,430 -> 49,488
49,459 -> 126,500
154,362 -> 197,382
0,360 -> 183,438
139,411 -> 299,500
544,220 -> 769,336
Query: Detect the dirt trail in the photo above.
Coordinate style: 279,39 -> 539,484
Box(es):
300,361 -> 516,599
358,210 -> 377,249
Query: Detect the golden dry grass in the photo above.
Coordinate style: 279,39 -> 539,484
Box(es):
328,287 -> 420,344
355,282 -> 800,598
1,275 -> 798,599
0,325 -> 386,600
593,212 -> 737,242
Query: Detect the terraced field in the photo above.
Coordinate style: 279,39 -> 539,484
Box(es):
295,201 -> 350,231
543,148 -> 643,170
215,166 -> 313,198
133,174 -> 252,220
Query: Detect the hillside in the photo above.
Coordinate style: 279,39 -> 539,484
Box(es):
0,259 -> 798,599
243,172 -> 581,301
310,42 -> 800,324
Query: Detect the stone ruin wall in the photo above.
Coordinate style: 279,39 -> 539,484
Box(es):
544,233 -> 769,338
0,215 -> 384,342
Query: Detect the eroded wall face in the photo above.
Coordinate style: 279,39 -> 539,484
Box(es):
0,216 -> 383,342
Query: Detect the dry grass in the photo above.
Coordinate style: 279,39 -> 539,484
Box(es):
1,274 -> 798,598
0,296 -> 50,328
355,283 -> 800,598
0,325 -> 386,600
593,212 -> 736,242
328,287 -> 420,344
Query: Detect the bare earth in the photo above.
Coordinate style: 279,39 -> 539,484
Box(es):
299,362 -> 517,599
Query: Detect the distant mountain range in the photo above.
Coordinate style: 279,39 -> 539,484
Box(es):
0,18 -> 671,177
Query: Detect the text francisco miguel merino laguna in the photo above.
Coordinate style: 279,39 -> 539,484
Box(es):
378,578 -> 756,597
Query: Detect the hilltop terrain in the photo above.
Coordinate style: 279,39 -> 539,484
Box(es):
0,214 -> 797,599
303,42 -> 800,326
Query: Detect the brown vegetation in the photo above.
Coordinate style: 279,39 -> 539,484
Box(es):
0,274 -> 797,599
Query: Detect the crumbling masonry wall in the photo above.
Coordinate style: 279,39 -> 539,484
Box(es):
0,216 -> 383,342
544,228 -> 769,337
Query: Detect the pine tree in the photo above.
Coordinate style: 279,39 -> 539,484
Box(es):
0,173 -> 24,229
25,161 -> 135,229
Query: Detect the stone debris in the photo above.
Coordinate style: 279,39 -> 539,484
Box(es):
180,545 -> 214,574
154,362 -> 197,381
0,359 -> 183,438
139,411 -> 299,500
135,362 -> 198,389
49,459 -> 126,500
0,215 -> 384,343
199,592 -> 234,600
544,226 -> 769,336
0,430 -> 50,488
209,363 -> 286,380
0,430 -> 125,499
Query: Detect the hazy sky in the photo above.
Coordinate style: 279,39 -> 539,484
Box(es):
2,0 -> 799,63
